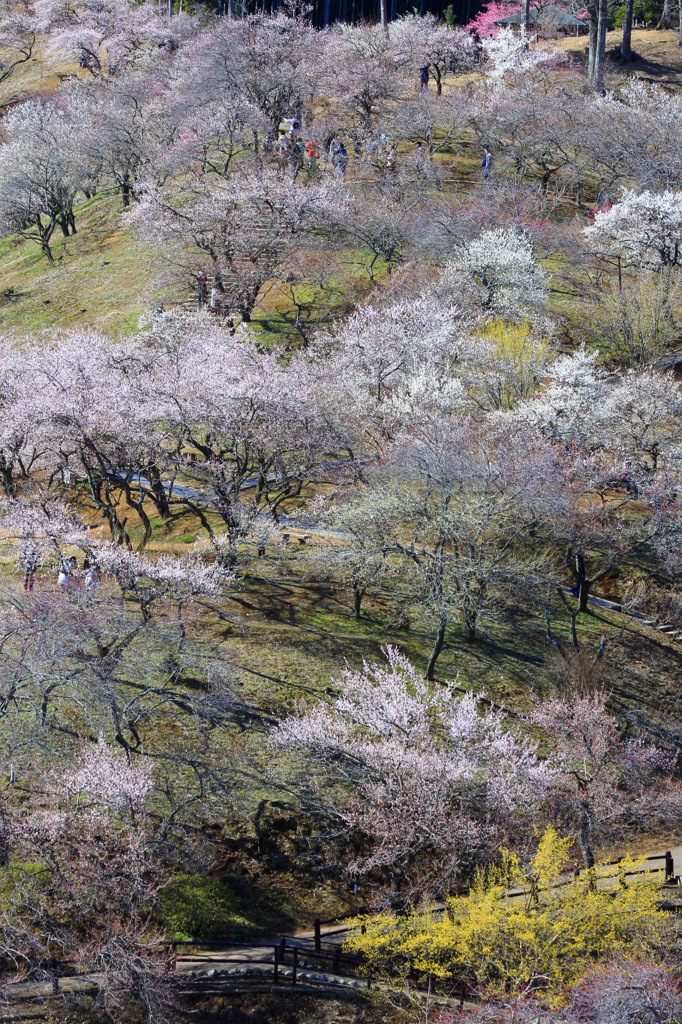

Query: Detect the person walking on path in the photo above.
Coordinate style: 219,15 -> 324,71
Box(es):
328,135 -> 341,168
275,133 -> 290,177
418,63 -> 430,90
415,141 -> 427,175
482,146 -> 492,180
195,271 -> 208,311
58,556 -> 76,598
289,138 -> 303,182
83,557 -> 99,599
305,139 -> 319,170
335,143 -> 349,183
21,540 -> 38,592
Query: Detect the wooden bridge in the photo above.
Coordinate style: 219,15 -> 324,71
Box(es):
173,936 -> 375,997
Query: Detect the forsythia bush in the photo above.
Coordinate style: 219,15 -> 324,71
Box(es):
346,828 -> 670,998
478,320 -> 549,408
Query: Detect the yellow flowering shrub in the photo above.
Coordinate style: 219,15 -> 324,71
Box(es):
346,828 -> 670,999
475,320 -> 549,409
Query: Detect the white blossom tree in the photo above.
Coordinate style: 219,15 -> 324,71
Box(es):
447,227 -> 550,324
484,27 -> 566,85
586,190 -> 682,271
0,99 -> 88,260
34,0 -> 186,77
271,646 -> 554,906
0,0 -> 38,106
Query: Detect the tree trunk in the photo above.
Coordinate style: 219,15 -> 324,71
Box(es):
678,0 -> 682,44
379,0 -> 388,37
621,0 -> 634,59
148,465 -> 170,520
523,0 -> 531,48
587,0 -> 597,82
658,0 -> 671,29
426,615 -> 447,681
0,465 -> 14,497
594,0 -> 608,89
353,582 -> 363,620
579,794 -> 595,870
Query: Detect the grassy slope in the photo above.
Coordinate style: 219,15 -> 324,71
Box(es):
3,39 -> 682,938
0,41 -> 78,108
0,193 -> 164,336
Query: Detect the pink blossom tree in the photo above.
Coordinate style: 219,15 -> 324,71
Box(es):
467,2 -> 522,40
530,691 -> 682,870
0,741 -> 175,1021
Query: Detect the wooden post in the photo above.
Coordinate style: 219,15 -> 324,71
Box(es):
279,936 -> 286,957
274,944 -> 279,985
292,947 -> 298,986
314,918 -> 321,951
665,850 -> 674,882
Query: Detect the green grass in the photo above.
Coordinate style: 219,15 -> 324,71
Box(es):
212,552 -> 682,722
0,192 -> 165,336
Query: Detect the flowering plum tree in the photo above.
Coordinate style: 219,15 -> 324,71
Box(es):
0,742 -> 175,1021
136,168 -> 344,323
0,0 -> 38,105
389,14 -> 473,94
0,99 -> 88,260
484,27 -> 566,84
317,418 -> 560,676
530,691 -> 682,869
271,646 -> 554,905
34,0 -> 184,77
64,75 -> 181,207
586,190 -> 682,271
183,12 -> 320,136
448,227 -> 550,323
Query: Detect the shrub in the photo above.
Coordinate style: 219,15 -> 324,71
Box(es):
588,277 -> 680,367
346,828 -> 671,999
161,874 -> 239,940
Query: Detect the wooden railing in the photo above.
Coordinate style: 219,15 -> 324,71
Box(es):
170,937 -> 371,992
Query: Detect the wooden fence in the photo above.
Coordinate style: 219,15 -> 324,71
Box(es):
170,937 -> 373,994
